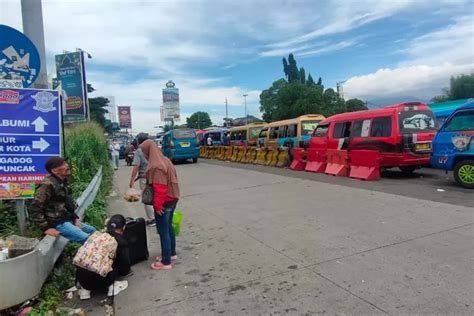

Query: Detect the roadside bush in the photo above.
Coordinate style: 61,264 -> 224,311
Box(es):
64,122 -> 113,229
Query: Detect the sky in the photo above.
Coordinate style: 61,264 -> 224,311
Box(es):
1,0 -> 473,133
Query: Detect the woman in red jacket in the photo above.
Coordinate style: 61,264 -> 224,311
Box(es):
140,140 -> 180,270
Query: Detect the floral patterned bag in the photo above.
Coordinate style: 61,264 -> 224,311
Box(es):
73,232 -> 118,277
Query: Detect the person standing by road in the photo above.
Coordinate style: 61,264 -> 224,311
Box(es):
140,140 -> 180,271
283,136 -> 294,168
207,134 -> 213,146
129,133 -> 155,226
29,157 -> 96,244
109,138 -> 120,170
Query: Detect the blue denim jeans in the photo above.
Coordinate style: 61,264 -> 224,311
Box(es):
155,201 -> 177,265
55,221 -> 96,244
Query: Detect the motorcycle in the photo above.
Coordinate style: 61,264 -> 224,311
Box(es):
125,149 -> 135,166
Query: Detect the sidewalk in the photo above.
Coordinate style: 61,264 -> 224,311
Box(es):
85,160 -> 473,315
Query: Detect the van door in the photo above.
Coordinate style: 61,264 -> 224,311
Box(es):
330,121 -> 352,150
310,124 -> 330,150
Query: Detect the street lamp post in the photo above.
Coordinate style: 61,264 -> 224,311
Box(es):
243,94 -> 248,125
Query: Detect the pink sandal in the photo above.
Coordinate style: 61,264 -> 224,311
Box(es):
156,255 -> 178,261
151,261 -> 172,270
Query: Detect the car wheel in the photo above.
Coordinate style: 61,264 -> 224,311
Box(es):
453,160 -> 474,189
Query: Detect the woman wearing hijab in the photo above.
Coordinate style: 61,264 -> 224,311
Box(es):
140,139 -> 180,270
77,214 -> 131,300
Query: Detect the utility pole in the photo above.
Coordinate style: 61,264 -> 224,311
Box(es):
243,94 -> 248,125
225,98 -> 228,124
21,0 -> 48,89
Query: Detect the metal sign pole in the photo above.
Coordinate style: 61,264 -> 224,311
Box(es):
15,200 -> 27,235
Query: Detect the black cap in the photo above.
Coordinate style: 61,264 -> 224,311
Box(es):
136,133 -> 149,145
45,157 -> 66,173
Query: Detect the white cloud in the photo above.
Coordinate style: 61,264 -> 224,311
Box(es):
344,15 -> 474,101
344,63 -> 474,100
400,16 -> 474,66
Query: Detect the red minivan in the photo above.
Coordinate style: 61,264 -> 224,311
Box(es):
310,102 -> 438,172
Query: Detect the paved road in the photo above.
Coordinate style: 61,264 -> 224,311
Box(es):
87,160 -> 473,315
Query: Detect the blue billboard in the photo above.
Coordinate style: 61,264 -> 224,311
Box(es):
0,88 -> 61,199
55,52 -> 88,122
0,24 -> 41,88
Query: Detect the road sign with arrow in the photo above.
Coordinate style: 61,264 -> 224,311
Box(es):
0,88 -> 61,199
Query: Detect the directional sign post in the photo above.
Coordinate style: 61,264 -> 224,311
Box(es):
0,88 -> 61,200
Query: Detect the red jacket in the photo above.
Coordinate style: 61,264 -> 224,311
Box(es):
152,183 -> 178,211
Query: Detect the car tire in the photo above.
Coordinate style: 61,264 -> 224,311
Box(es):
193,157 -> 198,163
453,160 -> 474,189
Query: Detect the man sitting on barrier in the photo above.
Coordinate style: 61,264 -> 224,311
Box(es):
30,157 -> 96,244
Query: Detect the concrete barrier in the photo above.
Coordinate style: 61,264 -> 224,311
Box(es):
0,167 -> 103,310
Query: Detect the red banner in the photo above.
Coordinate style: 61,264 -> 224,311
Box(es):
118,106 -> 132,128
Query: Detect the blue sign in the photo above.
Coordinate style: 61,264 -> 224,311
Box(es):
0,25 -> 41,88
0,88 -> 61,199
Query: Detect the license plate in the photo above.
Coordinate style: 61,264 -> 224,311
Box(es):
415,143 -> 431,151
180,142 -> 190,147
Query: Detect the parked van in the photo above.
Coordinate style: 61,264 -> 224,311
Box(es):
196,130 -> 207,146
229,123 -> 267,146
431,101 -> 474,188
162,128 -> 199,163
264,114 -> 325,149
310,102 -> 438,172
204,128 -> 227,146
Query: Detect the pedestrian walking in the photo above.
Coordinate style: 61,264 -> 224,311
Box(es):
29,157 -> 96,243
284,137 -> 294,168
109,138 -> 120,170
129,133 -> 155,226
140,140 -> 180,271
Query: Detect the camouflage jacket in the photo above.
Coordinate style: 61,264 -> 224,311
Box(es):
29,175 -> 79,231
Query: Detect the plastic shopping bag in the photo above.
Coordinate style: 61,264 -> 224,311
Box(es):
172,211 -> 183,236
123,188 -> 141,202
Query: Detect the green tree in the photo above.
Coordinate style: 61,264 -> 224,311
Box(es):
186,111 -> 212,129
431,95 -> 449,103
88,97 -> 109,128
282,57 -> 289,80
287,53 -> 300,83
300,67 -> 306,84
345,98 -> 368,112
448,74 -> 474,99
432,74 -> 474,102
307,73 -> 315,86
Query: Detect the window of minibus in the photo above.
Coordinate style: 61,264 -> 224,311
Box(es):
259,128 -> 268,138
249,127 -> 261,138
398,110 -> 437,133
173,129 -> 196,139
444,110 -> 474,132
287,124 -> 297,137
370,117 -> 392,137
278,125 -> 287,138
313,124 -> 329,137
270,127 -> 279,139
333,122 -> 351,138
208,132 -> 221,141
302,120 -> 322,136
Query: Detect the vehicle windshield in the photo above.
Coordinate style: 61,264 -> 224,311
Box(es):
313,124 -> 329,137
398,111 -> 438,133
208,132 -> 222,141
302,120 -> 322,136
173,129 -> 196,139
444,110 -> 474,131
